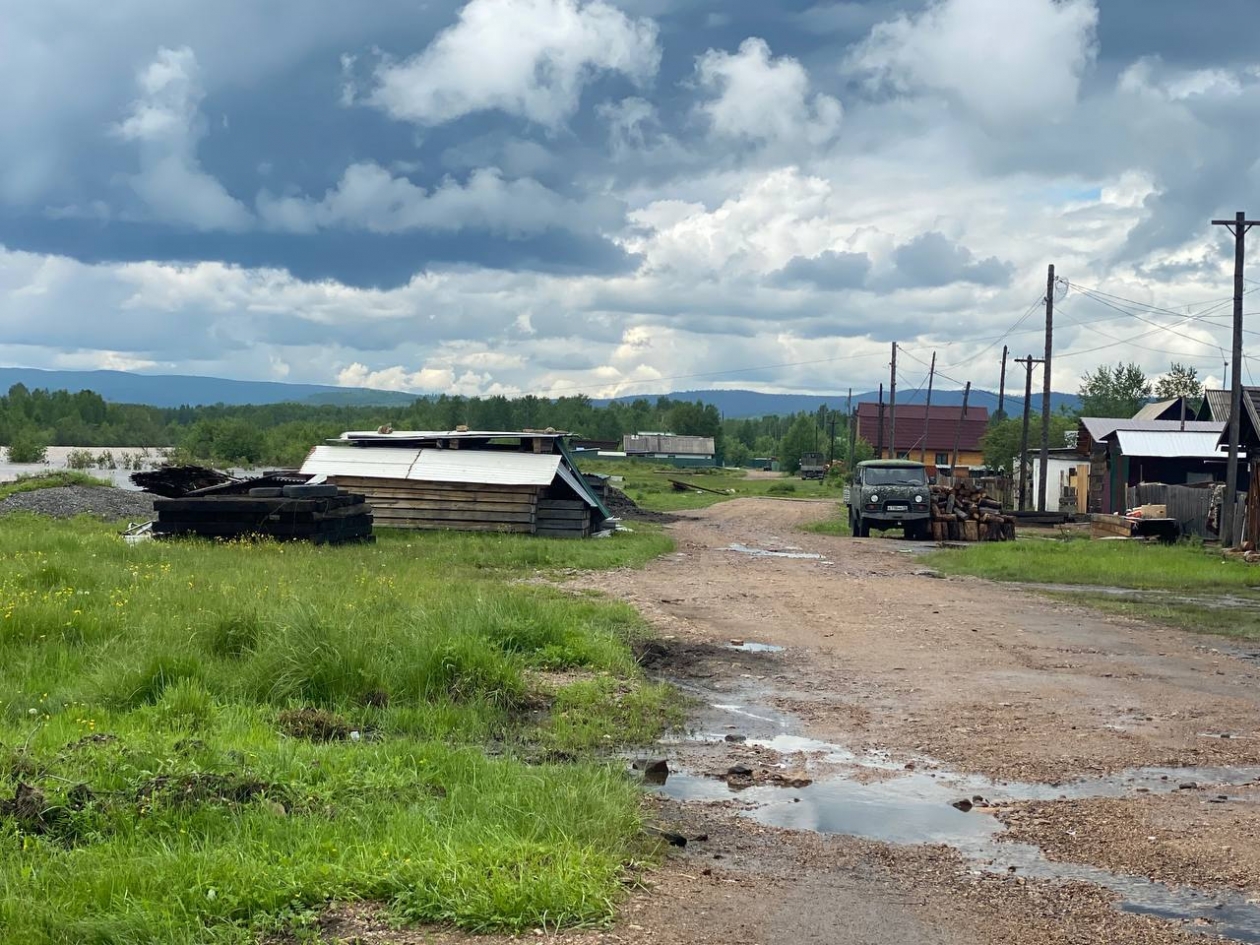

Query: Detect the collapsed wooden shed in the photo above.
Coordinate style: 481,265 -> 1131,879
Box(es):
299,430 -> 610,538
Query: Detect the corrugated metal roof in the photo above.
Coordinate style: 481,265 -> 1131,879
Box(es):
1132,398 -> 1184,421
1080,418 -> 1223,441
1201,390 -> 1231,422
301,446 -> 420,479
301,445 -> 561,486
1114,430 -> 1231,459
408,450 -> 560,486
855,402 -> 989,453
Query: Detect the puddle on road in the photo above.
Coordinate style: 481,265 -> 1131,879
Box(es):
652,694 -> 1260,942
727,642 -> 785,653
725,543 -> 823,560
1019,582 -> 1260,613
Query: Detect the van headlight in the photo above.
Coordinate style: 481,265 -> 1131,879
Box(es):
869,494 -> 879,503
914,495 -> 923,503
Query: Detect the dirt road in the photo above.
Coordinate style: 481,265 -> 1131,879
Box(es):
320,498 -> 1260,945
580,498 -> 1260,945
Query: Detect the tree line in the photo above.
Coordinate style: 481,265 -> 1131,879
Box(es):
0,360 -> 1205,472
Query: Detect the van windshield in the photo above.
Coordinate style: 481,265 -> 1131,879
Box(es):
863,467 -> 927,486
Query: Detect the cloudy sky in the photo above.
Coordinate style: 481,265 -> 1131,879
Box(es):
3,0 -> 1260,400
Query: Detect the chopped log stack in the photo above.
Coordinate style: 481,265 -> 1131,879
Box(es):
152,485 -> 374,545
930,483 -> 1016,542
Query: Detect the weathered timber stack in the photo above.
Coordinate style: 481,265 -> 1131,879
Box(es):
152,485 -> 374,545
929,483 -> 1016,542
327,476 -> 541,534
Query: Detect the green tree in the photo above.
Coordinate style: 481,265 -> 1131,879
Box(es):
724,441 -> 752,467
6,429 -> 48,463
1078,362 -> 1152,418
1154,362 -> 1204,401
779,415 -> 820,473
981,414 -> 1077,473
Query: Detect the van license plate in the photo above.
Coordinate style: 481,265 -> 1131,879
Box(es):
887,504 -> 908,512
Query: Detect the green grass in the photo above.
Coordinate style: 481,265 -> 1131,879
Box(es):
0,517 -> 676,944
578,460 -> 841,511
802,503 -> 850,537
0,470 -> 110,499
923,539 -> 1260,593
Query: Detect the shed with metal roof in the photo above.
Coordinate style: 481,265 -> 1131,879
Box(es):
300,431 -> 610,538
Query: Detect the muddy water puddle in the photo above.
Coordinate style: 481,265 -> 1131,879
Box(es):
726,642 -> 785,653
724,543 -> 824,560
653,691 -> 1260,941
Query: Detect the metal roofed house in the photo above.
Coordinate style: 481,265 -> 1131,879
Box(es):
1075,419 -> 1238,514
299,430 -> 610,538
854,402 -> 989,470
621,433 -> 716,467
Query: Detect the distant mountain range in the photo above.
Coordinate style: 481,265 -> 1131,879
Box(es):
0,368 -> 1082,417
0,368 -> 417,408
600,388 -> 1082,418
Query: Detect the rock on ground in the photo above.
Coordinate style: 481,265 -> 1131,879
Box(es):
0,486 -> 155,521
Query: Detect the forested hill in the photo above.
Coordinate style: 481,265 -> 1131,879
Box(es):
601,388 -> 1082,416
0,368 -> 415,408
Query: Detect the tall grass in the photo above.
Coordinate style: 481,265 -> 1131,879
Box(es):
0,516 -> 675,943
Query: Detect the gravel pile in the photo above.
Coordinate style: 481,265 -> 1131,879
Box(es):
0,486 -> 156,521
605,486 -> 680,524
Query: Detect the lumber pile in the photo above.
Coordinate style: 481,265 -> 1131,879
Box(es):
929,483 -> 1016,542
152,485 -> 374,545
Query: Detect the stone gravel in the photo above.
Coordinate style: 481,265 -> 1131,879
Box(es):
0,486 -> 156,521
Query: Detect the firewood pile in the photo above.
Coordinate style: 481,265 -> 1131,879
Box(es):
930,483 -> 1016,542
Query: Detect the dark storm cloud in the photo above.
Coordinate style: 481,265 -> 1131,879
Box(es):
772,250 -> 872,290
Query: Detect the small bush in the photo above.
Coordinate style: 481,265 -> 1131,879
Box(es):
766,482 -> 797,495
6,431 -> 48,464
65,449 -> 96,470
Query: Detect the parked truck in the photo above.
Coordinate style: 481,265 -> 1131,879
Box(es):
844,459 -> 931,539
799,452 -> 826,480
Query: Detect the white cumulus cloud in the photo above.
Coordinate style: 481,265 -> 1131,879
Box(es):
114,47 -> 252,230
697,38 -> 842,147
845,0 -> 1098,125
368,0 -> 661,129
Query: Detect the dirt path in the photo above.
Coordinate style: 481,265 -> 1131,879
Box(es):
313,499 -> 1260,945
578,498 -> 1260,945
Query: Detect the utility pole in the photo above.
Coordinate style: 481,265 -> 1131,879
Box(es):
997,345 -> 1009,420
1212,212 -> 1259,547
847,387 -> 855,469
1016,355 -> 1045,511
828,413 -> 837,465
876,384 -> 885,459
1038,264 -> 1055,513
889,343 -> 898,460
951,382 -> 971,471
920,352 -> 937,465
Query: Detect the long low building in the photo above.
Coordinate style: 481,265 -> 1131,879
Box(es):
300,430 -> 610,538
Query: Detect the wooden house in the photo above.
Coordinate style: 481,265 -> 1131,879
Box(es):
300,430 -> 610,538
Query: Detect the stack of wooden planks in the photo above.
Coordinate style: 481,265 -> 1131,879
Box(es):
930,483 -> 1016,542
326,476 -> 539,533
152,486 -> 373,545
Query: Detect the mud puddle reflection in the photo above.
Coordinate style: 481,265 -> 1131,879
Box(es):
653,691 -> 1260,942
724,543 -> 824,560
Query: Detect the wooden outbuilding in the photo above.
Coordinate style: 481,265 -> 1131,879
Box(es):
300,430 -> 610,538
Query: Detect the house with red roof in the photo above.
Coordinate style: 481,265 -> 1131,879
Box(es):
854,402 -> 990,470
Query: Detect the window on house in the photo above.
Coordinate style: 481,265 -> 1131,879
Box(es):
935,452 -> 949,466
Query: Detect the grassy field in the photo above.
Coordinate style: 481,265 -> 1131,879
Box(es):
0,516 -> 677,944
577,460 -> 841,511
923,538 -> 1260,592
